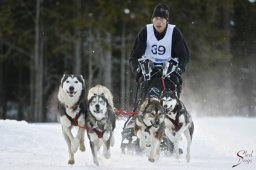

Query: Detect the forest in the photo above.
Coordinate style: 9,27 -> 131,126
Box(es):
0,0 -> 255,122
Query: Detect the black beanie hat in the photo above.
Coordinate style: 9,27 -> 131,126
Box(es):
152,3 -> 169,20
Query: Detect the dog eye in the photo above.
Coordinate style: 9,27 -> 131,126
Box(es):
150,112 -> 155,116
66,80 -> 69,83
74,81 -> 78,83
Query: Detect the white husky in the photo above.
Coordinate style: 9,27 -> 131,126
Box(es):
161,90 -> 194,162
57,74 -> 87,165
86,84 -> 116,166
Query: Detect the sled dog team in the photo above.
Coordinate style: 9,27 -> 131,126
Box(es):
56,73 -> 194,166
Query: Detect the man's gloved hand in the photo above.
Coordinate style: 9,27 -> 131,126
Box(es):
136,67 -> 142,82
169,59 -> 178,66
175,67 -> 184,75
136,66 -> 141,74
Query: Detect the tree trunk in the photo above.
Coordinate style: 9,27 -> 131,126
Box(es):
125,52 -> 131,110
120,23 -> 126,109
29,52 -> 35,122
40,24 -> 45,122
0,43 -> 4,119
103,32 -> 112,90
34,0 -> 43,122
223,3 -> 232,55
17,56 -> 23,121
88,29 -> 93,88
96,30 -> 103,82
74,0 -> 82,74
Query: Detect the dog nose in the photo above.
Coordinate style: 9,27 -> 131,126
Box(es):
69,86 -> 74,91
155,118 -> 160,125
95,104 -> 100,110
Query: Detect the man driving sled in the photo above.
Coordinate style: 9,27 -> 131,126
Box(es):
121,3 -> 190,155
129,3 -> 190,100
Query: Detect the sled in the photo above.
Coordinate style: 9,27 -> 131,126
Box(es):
115,57 -> 181,155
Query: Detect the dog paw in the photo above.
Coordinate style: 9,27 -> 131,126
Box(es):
68,159 -> 75,165
103,150 -> 111,159
93,158 -> 99,166
175,153 -> 180,160
71,138 -> 80,153
186,154 -> 190,163
80,142 -> 86,152
148,157 -> 155,163
139,141 -> 146,150
110,136 -> 115,147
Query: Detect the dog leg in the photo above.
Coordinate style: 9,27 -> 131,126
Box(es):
77,116 -> 86,152
148,137 -> 160,163
103,131 -> 111,159
137,130 -> 146,150
103,138 -> 111,159
103,131 -> 111,141
60,117 -> 74,141
110,132 -> 115,147
184,129 -> 192,162
62,129 -> 75,165
90,141 -> 99,166
71,128 -> 85,153
79,129 -> 86,152
174,140 -> 180,160
165,128 -> 176,141
88,132 -> 100,166
176,122 -> 191,138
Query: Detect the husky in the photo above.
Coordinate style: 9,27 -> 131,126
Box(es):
57,74 -> 87,165
86,84 -> 116,166
134,98 -> 165,162
87,84 -> 114,110
160,90 -> 194,162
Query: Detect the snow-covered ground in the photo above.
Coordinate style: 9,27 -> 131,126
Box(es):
0,117 -> 256,170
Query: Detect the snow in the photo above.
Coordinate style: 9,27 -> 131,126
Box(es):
0,117 -> 256,170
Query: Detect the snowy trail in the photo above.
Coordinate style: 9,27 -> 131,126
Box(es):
0,117 -> 256,170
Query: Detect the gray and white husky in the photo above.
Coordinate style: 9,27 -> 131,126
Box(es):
160,90 -> 194,162
57,74 -> 87,165
134,98 -> 165,162
86,84 -> 116,166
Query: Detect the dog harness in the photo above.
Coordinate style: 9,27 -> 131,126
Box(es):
65,108 -> 81,126
165,104 -> 184,131
90,122 -> 105,138
87,113 -> 109,138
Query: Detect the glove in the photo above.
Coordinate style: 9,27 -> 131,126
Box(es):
175,67 -> 184,75
136,68 -> 143,82
169,59 -> 178,66
136,66 -> 141,73
163,61 -> 177,77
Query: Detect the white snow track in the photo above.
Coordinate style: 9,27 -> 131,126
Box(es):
0,117 -> 255,170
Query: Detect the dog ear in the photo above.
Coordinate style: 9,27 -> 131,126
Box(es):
139,99 -> 149,112
60,74 -> 67,87
160,99 -> 163,106
80,75 -> 85,84
79,75 -> 86,89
